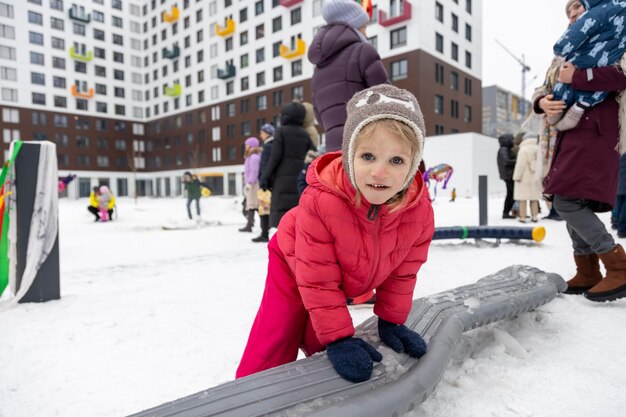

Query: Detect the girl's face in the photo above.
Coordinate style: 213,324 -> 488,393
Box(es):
568,1 -> 584,24
353,125 -> 412,205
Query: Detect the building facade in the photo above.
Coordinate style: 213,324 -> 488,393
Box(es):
482,84 -> 531,138
0,0 -> 482,198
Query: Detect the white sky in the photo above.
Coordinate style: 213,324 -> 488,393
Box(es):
482,0 -> 570,100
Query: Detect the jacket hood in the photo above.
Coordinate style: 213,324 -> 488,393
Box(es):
498,134 -> 514,148
280,102 -> 307,126
306,151 -> 425,215
308,23 -> 363,67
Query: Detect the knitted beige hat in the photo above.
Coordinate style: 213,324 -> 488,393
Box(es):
565,0 -> 580,15
342,84 -> 425,192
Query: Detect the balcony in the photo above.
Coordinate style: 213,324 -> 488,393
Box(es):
71,85 -> 94,99
279,0 -> 303,7
378,0 -> 412,27
280,38 -> 306,59
162,6 -> 179,23
217,64 -> 236,80
69,47 -> 93,62
69,8 -> 91,23
164,84 -> 181,97
215,18 -> 235,37
163,45 -> 180,60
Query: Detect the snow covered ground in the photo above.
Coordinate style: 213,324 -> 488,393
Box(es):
1,195 -> 625,417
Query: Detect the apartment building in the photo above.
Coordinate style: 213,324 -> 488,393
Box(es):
482,85 -> 531,138
0,0 -> 482,198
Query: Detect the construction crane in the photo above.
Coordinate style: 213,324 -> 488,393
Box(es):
495,39 -> 531,116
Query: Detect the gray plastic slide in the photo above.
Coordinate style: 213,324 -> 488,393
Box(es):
129,265 -> 565,417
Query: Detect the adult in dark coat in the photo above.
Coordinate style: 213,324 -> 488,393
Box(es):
260,102 -> 314,228
252,123 -> 275,243
308,0 -> 389,152
497,134 -> 517,219
534,0 -> 626,302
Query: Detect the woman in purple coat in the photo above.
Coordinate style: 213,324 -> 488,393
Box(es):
534,0 -> 626,302
308,0 -> 389,152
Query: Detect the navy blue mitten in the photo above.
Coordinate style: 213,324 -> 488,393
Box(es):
327,337 -> 383,383
378,318 -> 427,358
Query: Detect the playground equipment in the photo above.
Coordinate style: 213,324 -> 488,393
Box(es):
128,265 -> 565,417
423,163 -> 453,200
434,225 -> 546,243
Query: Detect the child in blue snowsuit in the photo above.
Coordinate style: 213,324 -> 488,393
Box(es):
550,0 -> 626,131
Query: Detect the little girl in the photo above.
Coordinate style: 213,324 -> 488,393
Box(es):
236,85 -> 435,383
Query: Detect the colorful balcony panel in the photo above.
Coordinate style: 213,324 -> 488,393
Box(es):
215,18 -> 235,36
163,46 -> 180,59
71,85 -> 94,98
69,8 -> 91,23
279,0 -> 303,7
164,84 -> 182,97
217,65 -> 236,79
378,0 -> 412,27
280,38 -> 306,59
69,47 -> 93,62
163,6 -> 179,23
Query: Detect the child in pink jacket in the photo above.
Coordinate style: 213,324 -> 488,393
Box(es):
236,85 -> 435,383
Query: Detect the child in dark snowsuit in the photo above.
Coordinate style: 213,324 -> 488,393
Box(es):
550,0 -> 626,131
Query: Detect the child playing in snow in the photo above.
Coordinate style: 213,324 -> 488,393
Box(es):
549,0 -> 626,131
97,185 -> 114,221
236,85 -> 435,383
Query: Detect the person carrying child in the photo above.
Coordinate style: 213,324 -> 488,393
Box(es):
236,85 -> 435,383
548,0 -> 626,131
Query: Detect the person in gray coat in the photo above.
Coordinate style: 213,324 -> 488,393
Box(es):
308,0 -> 389,152
260,102 -> 314,231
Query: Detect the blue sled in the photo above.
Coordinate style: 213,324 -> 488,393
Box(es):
434,226 -> 546,242
128,265 -> 564,417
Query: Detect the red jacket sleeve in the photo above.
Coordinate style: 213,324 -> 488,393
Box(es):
374,202 -> 435,325
293,191 -> 354,346
572,65 -> 626,93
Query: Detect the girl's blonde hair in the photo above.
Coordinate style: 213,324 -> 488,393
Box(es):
353,118 -> 420,211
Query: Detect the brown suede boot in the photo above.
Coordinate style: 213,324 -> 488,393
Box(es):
564,253 -> 602,294
586,244 -> 626,302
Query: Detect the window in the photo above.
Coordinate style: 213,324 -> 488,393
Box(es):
466,0 -> 472,14
95,66 -> 106,77
53,114 -> 67,127
273,90 -> 283,107
74,61 -> 86,73
451,42 -> 458,61
239,7 -> 247,22
465,51 -> 472,69
256,47 -> 265,63
240,53 -> 249,68
115,105 -> 125,115
451,71 -> 459,90
291,60 -> 302,77
390,27 -> 407,49
435,33 -> 444,53
114,69 -> 124,80
464,78 -> 472,96
465,23 -> 472,42
30,52 -> 44,65
272,16 -> 282,33
450,99 -> 460,119
0,66 -> 17,81
0,3 -> 14,18
255,24 -> 264,39
28,11 -> 43,25
435,63 -> 444,84
32,92 -> 46,105
291,7 -> 301,25
435,125 -> 444,135
464,105 -> 472,122
73,23 -> 85,35
1,88 -> 17,102
113,34 -> 123,45
112,0 -> 122,10
292,85 -> 303,101
114,87 -> 125,98
93,10 -> 104,22
225,37 -> 233,51
112,16 -> 123,28
51,37 -> 65,50
256,71 -> 265,87
273,66 -> 283,82
241,98 -> 249,113
241,76 -> 249,91
273,41 -> 281,57
94,29 -> 105,41
29,31 -> 43,45
255,0 -> 263,15
2,108 -> 19,123
0,45 -> 16,60
0,24 -> 15,39
240,30 -> 248,46
451,13 -> 458,32
435,2 -> 443,22
390,59 -> 407,81
53,76 -> 66,88
31,72 -> 45,85
434,95 -> 443,115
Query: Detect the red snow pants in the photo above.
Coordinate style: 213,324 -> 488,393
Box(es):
236,236 -> 325,378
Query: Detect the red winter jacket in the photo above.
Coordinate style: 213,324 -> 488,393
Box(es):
276,152 -> 434,346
